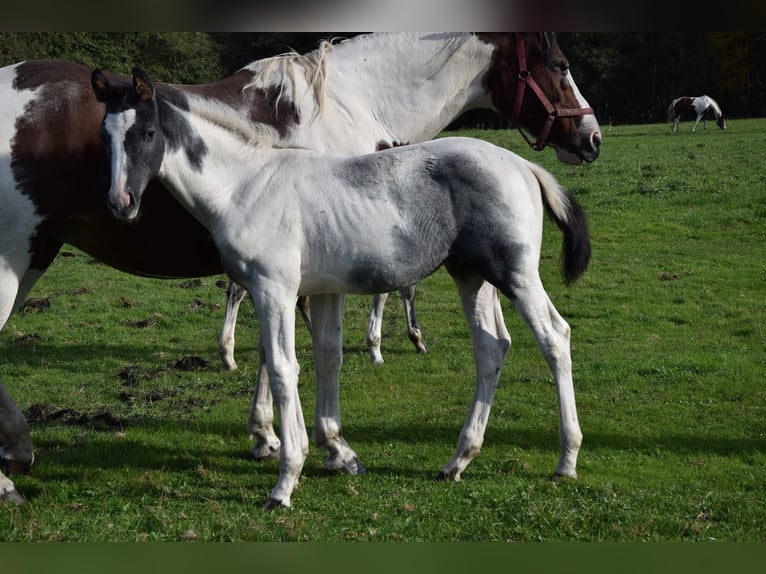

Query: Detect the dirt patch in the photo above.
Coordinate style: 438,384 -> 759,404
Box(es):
24,403 -> 125,431
22,298 -> 50,313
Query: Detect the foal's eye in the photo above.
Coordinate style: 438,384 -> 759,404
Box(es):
144,129 -> 156,142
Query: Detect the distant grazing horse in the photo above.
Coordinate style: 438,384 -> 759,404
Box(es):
667,95 -> 726,133
0,33 -> 600,505
93,68 -> 590,508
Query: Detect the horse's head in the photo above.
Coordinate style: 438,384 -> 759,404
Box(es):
479,33 -> 601,165
92,68 -> 165,221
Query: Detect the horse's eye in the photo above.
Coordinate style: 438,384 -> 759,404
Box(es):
554,61 -> 569,74
145,129 -> 156,142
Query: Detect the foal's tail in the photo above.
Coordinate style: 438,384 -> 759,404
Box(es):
526,161 -> 591,285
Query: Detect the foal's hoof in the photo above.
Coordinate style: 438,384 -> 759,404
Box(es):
262,497 -> 288,510
250,441 -> 281,461
0,488 -> 24,506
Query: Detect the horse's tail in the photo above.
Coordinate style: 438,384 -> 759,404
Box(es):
526,161 -> 591,285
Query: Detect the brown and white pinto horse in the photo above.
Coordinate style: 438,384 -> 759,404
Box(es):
0,33 -> 600,504
667,95 -> 726,133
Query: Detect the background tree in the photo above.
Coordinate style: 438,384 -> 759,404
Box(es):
0,32 -> 762,124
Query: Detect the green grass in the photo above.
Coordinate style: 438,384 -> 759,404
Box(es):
1,120 -> 764,541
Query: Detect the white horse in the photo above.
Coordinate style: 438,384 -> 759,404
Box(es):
667,95 -> 726,133
0,32 -> 600,505
93,68 -> 590,508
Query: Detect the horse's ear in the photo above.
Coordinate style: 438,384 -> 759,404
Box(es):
132,68 -> 155,103
91,69 -> 110,103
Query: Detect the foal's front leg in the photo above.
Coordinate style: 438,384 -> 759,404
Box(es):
311,294 -> 365,475
250,288 -> 309,509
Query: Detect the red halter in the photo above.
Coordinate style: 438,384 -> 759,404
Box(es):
511,34 -> 594,151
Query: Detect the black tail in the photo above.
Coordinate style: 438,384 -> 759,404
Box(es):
551,190 -> 591,285
527,161 -> 591,284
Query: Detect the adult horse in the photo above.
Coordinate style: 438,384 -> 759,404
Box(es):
94,67 -> 590,508
667,95 -> 726,133
0,33 -> 600,504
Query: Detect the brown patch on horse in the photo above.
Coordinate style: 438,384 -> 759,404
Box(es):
10,60 -> 224,278
184,70 -> 300,138
673,97 -> 695,118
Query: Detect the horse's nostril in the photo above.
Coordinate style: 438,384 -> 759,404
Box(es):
592,132 -> 602,149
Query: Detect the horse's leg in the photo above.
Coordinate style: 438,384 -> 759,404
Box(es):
367,287 -> 429,365
0,263 -> 51,504
365,292 -> 389,364
672,118 -> 679,133
247,334 -> 282,460
692,113 -> 703,133
505,273 -> 582,479
218,281 -> 247,370
400,284 -> 429,355
249,286 -> 308,509
438,272 -> 511,481
297,295 -> 312,334
0,382 -> 31,505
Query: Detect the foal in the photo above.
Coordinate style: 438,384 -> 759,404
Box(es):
94,68 -> 590,509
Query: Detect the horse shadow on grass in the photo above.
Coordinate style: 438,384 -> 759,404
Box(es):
14,404 -> 765,505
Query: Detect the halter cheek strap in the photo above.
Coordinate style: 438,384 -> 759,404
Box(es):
511,34 -> 594,151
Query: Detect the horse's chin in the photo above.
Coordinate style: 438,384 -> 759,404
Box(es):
556,148 -> 585,166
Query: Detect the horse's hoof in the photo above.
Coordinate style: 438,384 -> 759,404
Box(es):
262,497 -> 288,510
0,488 -> 24,506
435,468 -> 461,482
250,441 -> 281,461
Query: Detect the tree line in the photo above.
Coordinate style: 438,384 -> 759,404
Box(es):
1,32 -> 762,125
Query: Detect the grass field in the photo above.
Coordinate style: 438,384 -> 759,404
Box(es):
1,120 -> 764,541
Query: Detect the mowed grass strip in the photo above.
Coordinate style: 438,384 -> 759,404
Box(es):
1,120 -> 764,541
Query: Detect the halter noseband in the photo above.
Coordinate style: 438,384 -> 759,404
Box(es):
511,34 -> 594,151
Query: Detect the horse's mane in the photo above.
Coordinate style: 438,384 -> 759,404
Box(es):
240,33 -> 479,117
241,40 -> 332,118
184,93 -> 284,149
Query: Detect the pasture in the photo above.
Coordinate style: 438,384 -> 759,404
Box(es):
1,120 -> 763,541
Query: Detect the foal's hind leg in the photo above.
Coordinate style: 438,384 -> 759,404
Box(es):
438,274 -> 511,481
507,275 -> 582,479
